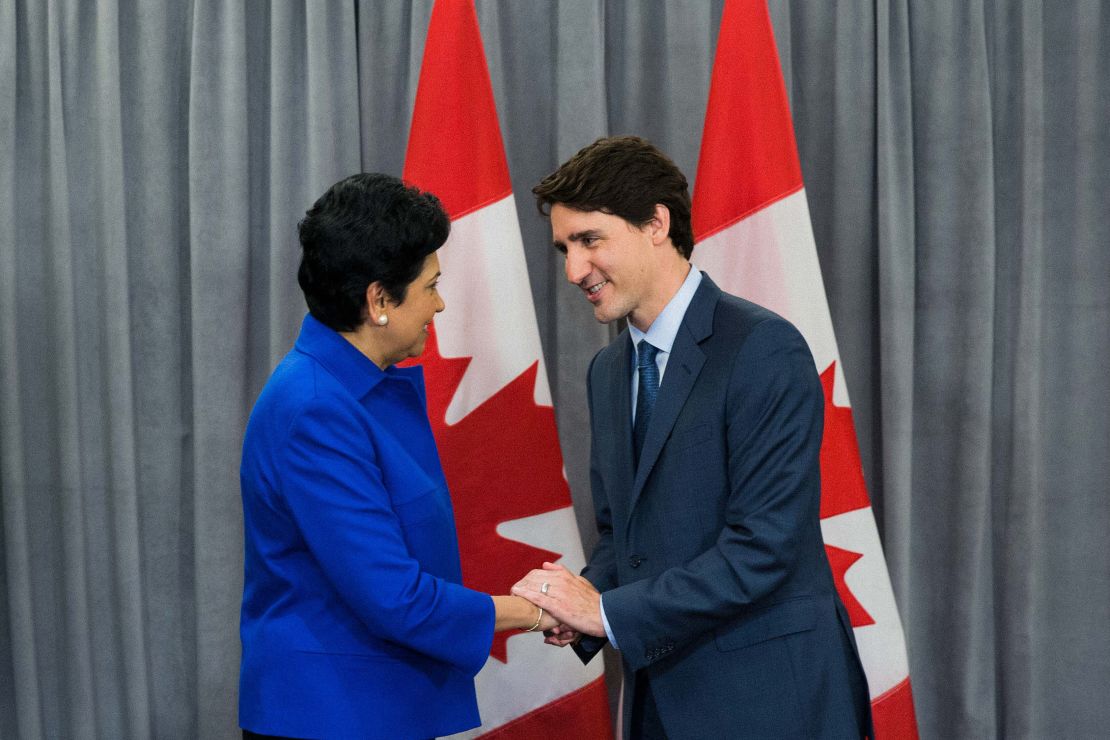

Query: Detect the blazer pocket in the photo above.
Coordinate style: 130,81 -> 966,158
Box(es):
668,422 -> 714,453
715,596 -> 817,652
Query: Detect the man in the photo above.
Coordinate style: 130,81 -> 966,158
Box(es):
513,136 -> 872,739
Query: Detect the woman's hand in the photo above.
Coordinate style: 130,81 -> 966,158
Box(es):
543,623 -> 583,647
491,594 -> 555,633
538,607 -> 559,632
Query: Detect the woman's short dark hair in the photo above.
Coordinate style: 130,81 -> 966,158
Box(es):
297,173 -> 449,332
531,135 -> 694,259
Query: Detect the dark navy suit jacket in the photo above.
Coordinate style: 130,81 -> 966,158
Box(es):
574,275 -> 871,739
239,314 -> 494,739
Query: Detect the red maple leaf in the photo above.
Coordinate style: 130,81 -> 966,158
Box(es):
824,545 -> 875,627
818,362 -> 874,626
408,325 -> 573,661
818,362 -> 871,519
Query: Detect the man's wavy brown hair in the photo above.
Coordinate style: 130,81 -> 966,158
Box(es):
532,135 -> 694,259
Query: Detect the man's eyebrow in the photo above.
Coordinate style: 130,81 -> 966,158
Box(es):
553,229 -> 602,253
567,229 -> 602,242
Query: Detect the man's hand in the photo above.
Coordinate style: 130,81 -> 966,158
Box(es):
512,562 -> 606,638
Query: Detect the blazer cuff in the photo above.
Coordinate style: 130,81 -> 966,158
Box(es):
437,583 -> 497,676
572,634 -> 608,665
599,579 -> 673,672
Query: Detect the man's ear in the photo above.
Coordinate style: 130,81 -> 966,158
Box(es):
649,203 -> 672,246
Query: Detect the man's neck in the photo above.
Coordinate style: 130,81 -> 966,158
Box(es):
629,261 -> 692,332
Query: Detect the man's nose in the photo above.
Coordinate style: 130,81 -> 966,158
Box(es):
564,248 -> 589,285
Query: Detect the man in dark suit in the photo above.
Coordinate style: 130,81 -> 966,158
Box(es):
513,136 -> 872,739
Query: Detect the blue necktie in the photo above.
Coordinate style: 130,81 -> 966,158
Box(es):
633,342 -> 660,465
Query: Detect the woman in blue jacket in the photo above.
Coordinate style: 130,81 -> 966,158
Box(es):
238,173 -> 553,739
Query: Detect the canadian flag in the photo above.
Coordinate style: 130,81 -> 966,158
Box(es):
691,1 -> 919,736
401,1 -> 610,737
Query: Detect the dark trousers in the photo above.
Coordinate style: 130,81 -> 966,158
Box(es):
630,672 -> 668,740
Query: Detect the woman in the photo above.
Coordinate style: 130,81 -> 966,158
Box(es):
238,173 -> 554,739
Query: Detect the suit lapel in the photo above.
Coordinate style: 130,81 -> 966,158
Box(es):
629,276 -> 720,511
605,333 -> 637,496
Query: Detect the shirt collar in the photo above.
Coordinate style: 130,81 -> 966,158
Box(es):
293,313 -> 424,399
628,264 -> 702,355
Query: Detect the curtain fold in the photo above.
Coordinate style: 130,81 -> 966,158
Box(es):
121,0 -> 196,733
987,3 -> 1046,736
2,1 -> 1109,737
904,4 -> 1002,735
875,0 -> 917,622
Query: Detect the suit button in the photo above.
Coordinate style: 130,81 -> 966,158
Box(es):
629,556 -> 643,568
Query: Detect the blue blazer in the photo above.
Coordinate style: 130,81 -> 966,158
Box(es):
239,314 -> 495,739
574,275 -> 872,739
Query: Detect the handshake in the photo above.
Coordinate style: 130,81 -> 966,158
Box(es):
510,562 -> 606,647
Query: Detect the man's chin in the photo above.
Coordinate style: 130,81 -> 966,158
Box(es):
593,307 -> 616,324
592,303 -> 629,325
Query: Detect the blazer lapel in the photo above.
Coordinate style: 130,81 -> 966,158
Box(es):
629,275 -> 720,510
603,333 -> 637,503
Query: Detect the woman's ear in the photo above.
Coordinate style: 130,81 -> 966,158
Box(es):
365,282 -> 390,325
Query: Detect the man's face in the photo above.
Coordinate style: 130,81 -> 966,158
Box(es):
550,204 -> 657,328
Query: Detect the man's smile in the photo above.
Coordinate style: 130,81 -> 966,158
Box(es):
585,280 -> 609,301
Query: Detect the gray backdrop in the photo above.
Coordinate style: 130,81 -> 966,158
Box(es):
2,1 -> 1108,738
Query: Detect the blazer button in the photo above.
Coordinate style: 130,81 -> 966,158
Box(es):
629,556 -> 643,568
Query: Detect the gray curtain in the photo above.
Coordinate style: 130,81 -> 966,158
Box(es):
2,1 -> 1108,738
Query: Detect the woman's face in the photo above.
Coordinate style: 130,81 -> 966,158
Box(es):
380,251 -> 444,366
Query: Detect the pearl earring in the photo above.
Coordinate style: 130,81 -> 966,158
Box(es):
376,315 -> 389,326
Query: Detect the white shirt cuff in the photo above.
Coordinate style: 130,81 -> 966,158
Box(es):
599,593 -> 619,650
